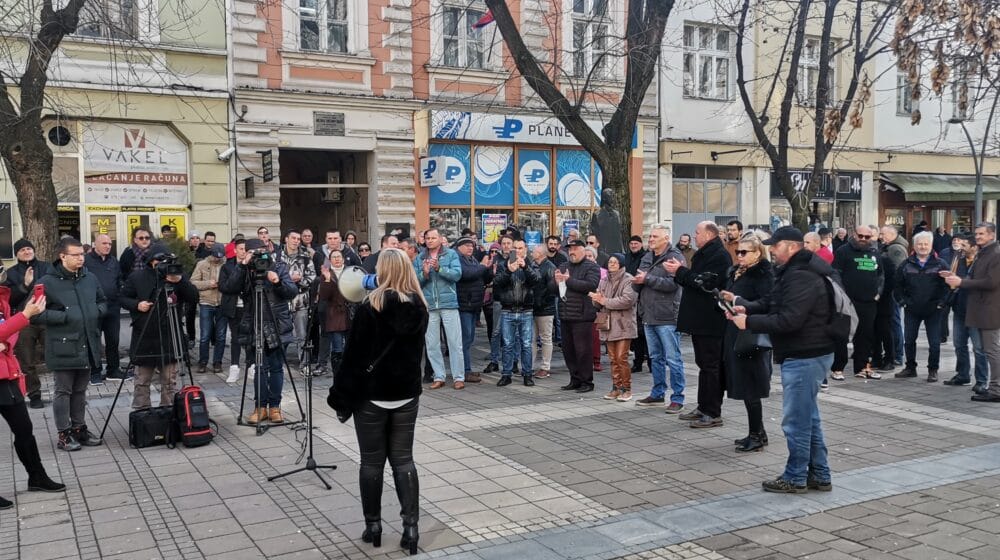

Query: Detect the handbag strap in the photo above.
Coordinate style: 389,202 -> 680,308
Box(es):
365,340 -> 395,373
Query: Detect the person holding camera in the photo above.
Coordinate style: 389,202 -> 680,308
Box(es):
328,248 -> 428,555
32,238 -> 108,451
220,239 -> 298,424
0,287 -> 66,509
121,246 -> 198,411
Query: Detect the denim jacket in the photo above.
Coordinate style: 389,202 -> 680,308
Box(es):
414,247 -> 462,311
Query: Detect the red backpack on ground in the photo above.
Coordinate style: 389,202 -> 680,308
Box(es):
173,385 -> 215,447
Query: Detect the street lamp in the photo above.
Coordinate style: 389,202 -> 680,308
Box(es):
948,117 -> 983,223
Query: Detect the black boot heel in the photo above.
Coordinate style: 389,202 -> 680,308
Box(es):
361,522 -> 382,547
400,526 -> 418,555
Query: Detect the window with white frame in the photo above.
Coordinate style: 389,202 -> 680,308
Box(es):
682,24 -> 733,100
796,37 -> 837,106
300,0 -> 348,54
571,0 -> 612,79
441,3 -> 487,69
896,73 -> 917,115
951,62 -> 971,120
76,0 -> 139,39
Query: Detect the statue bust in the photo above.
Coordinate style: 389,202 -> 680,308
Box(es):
589,187 -> 624,255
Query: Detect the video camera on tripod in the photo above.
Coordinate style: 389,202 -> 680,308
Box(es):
248,247 -> 274,276
153,253 -> 185,277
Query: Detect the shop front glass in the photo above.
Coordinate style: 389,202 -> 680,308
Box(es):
951,208 -> 972,234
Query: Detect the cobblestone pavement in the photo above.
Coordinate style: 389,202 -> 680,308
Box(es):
1,323 -> 998,559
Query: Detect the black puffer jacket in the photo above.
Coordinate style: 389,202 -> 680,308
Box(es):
457,255 -> 493,313
745,250 -> 835,363
674,237 -> 732,336
533,259 -> 558,316
494,259 -> 540,312
120,268 -> 198,367
4,259 -> 54,311
328,290 -> 428,414
833,239 -> 883,303
32,264 -> 107,371
894,254 -> 948,316
549,258 -> 600,322
217,258 -> 242,318
219,261 -> 297,351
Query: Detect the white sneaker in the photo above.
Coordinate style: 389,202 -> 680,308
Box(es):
247,364 -> 255,381
226,365 -> 240,383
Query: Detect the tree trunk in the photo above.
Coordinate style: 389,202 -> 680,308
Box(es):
2,120 -> 60,260
601,146 -> 632,245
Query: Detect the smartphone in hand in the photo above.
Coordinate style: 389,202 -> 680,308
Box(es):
33,283 -> 45,302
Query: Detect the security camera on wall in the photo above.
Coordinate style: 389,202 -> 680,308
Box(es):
217,146 -> 236,162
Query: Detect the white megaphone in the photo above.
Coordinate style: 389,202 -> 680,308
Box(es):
338,266 -> 370,303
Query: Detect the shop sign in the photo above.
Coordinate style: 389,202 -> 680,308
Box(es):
89,214 -> 116,238
482,214 -> 507,245
314,112 -> 345,136
82,122 -> 190,206
524,230 -> 542,247
125,214 -> 151,237
431,111 -> 603,146
562,219 -> 580,240
160,214 -> 186,239
769,170 -> 862,201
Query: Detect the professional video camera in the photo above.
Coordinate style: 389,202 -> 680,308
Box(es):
249,248 -> 274,275
689,271 -> 720,291
154,253 -> 184,277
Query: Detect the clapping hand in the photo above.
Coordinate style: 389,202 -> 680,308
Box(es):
663,258 -> 682,274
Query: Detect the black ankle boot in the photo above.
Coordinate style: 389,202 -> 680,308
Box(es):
0,496 -> 12,510
361,522 -> 382,547
393,465 -> 419,555
736,432 -> 766,453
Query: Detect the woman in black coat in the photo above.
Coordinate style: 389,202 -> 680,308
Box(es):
328,248 -> 428,556
720,234 -> 774,452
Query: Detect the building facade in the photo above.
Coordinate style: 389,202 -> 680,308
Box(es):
0,1 -> 231,257
658,3 -> 1000,239
231,0 -> 659,245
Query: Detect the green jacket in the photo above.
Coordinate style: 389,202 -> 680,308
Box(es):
31,263 -> 107,371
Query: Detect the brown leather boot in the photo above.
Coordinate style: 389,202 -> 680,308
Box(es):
269,408 -> 284,424
246,407 -> 267,425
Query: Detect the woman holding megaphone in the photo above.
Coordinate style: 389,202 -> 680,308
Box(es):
0,281 -> 66,510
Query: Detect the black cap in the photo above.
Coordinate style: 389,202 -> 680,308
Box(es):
567,239 -> 586,248
762,226 -> 804,245
629,235 -> 643,243
817,227 -> 832,236
454,237 -> 476,248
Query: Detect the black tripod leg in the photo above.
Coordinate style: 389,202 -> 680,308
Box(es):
278,348 -> 306,421
237,359 -> 250,425
99,364 -> 133,440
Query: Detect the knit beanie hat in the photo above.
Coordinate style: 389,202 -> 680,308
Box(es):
13,239 -> 34,255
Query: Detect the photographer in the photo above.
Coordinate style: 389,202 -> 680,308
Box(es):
121,247 -> 198,410
220,239 -> 298,424
278,229 -> 317,360
32,238 -> 107,450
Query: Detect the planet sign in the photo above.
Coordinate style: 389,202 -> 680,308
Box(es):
519,159 -> 549,195
436,156 -> 467,194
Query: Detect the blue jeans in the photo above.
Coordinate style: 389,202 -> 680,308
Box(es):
644,324 -> 685,403
904,309 -> 942,370
459,311 -> 478,374
254,348 -> 284,407
489,301 -> 502,364
427,308 -> 465,382
954,317 -> 989,385
501,310 -> 533,376
892,303 -> 904,364
780,354 -> 834,485
198,305 -> 227,365
327,331 -> 346,354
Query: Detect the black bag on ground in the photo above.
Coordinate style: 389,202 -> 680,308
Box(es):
129,406 -> 175,448
173,385 -> 215,448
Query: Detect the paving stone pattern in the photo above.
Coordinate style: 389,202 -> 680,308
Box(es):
1,324 -> 998,559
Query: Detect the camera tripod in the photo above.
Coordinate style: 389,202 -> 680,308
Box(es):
100,278 -> 193,441
236,274 -> 305,436
268,293 -> 336,489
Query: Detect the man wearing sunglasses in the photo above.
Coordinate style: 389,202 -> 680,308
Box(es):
832,225 -> 884,380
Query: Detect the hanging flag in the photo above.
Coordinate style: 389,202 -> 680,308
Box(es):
472,10 -> 495,29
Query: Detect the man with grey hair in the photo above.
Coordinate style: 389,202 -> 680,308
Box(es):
633,224 -> 686,410
894,231 -> 948,382
832,225 -> 883,380
665,221 -> 732,427
944,222 -> 1000,402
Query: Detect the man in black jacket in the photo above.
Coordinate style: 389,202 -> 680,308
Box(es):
894,231 -> 948,381
85,234 -> 123,383
552,240 -> 601,392
220,239 -> 298,425
495,239 -> 540,386
624,235 -> 649,373
220,238 -> 247,383
832,226 -> 884,379
5,238 -> 54,408
120,247 -> 198,411
455,237 -> 493,383
730,227 -> 835,493
532,245 -> 558,379
362,234 -> 399,274
664,221 -> 732,428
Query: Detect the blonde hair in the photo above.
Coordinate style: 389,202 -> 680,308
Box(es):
739,231 -> 768,259
369,248 -> 427,311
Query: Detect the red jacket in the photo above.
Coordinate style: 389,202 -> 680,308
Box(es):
0,285 -> 30,395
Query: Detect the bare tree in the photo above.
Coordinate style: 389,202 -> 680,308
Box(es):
730,0 -> 898,231
0,0 -> 88,258
483,0 -> 672,241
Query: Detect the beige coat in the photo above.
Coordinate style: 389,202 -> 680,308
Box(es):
596,270 -> 638,342
963,241 -> 1000,330
190,258 -> 223,307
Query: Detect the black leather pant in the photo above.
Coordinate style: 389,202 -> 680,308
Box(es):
354,398 -> 420,528
0,394 -> 46,480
